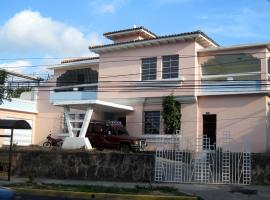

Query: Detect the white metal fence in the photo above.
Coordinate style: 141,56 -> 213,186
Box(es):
154,133 -> 251,185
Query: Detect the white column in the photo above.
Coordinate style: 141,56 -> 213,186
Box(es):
64,106 -> 73,137
79,107 -> 93,137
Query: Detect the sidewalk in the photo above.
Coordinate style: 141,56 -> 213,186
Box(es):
1,178 -> 270,200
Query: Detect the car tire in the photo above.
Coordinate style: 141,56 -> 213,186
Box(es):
43,141 -> 51,148
120,144 -> 130,153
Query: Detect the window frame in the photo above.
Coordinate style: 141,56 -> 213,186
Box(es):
143,111 -> 161,135
141,57 -> 157,81
162,54 -> 179,79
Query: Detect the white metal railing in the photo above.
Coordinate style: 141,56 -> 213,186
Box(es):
201,71 -> 261,80
141,132 -> 182,148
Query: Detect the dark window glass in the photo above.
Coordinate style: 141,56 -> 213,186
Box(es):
202,54 -> 260,75
141,57 -> 157,81
93,124 -> 106,134
144,111 -> 160,135
162,55 -> 179,79
56,68 -> 98,87
268,58 -> 270,78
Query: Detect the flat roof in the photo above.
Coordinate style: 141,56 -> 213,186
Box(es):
3,69 -> 43,81
53,99 -> 134,111
89,30 -> 219,53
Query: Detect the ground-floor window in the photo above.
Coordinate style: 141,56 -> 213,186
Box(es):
144,111 -> 160,134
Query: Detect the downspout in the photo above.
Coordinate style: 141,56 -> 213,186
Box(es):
142,97 -> 147,134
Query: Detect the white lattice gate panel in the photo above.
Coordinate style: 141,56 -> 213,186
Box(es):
154,133 -> 251,185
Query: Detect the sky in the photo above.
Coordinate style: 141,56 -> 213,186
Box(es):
0,0 -> 270,77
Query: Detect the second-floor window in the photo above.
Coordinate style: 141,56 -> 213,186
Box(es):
141,57 -> 157,81
162,55 -> 179,79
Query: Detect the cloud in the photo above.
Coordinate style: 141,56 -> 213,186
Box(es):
90,0 -> 128,14
0,10 -> 103,56
0,60 -> 32,73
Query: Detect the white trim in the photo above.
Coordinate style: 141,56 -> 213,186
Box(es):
48,59 -> 99,70
52,83 -> 98,90
198,42 -> 270,53
64,107 -> 74,137
202,72 -> 261,80
54,100 -> 134,111
90,33 -> 216,53
199,90 -> 269,96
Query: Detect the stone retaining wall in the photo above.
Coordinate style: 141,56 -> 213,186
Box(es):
0,149 -> 269,184
251,153 -> 270,185
0,150 -> 155,182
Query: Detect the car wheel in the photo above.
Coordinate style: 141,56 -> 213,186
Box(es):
120,144 -> 130,153
43,141 -> 51,148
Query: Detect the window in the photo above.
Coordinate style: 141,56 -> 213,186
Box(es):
202,54 -> 260,78
144,111 -> 160,134
162,55 -> 179,79
141,57 -> 157,81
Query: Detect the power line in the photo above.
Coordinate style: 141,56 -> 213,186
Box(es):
0,51 -> 268,61
0,52 -> 269,70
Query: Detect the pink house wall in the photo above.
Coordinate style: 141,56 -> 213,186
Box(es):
198,94 -> 268,152
97,41 -> 197,100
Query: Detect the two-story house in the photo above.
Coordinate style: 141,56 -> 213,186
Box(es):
47,26 -> 270,152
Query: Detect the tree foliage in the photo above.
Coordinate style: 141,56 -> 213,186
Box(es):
10,87 -> 31,98
0,70 -> 14,104
162,94 -> 181,134
0,70 -> 8,104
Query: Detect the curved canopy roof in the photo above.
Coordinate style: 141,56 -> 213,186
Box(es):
0,120 -> 32,129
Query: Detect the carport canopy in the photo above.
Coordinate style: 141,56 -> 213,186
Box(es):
0,119 -> 32,130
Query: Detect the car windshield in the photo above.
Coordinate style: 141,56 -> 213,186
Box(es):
113,126 -> 128,135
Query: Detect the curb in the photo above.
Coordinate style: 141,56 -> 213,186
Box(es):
14,188 -> 198,200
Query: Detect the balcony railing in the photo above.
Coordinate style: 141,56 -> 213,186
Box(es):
50,83 -> 98,104
200,72 -> 263,95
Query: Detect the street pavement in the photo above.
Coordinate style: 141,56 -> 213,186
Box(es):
1,178 -> 270,200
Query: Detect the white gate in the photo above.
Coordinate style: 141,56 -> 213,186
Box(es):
154,133 -> 251,185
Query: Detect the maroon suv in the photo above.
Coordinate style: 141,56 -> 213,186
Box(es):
86,121 -> 146,153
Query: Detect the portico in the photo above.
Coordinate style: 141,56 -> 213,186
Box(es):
53,100 -> 133,149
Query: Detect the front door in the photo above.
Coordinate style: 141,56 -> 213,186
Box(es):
203,114 -> 216,149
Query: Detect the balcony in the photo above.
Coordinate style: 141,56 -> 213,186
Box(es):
200,72 -> 262,95
50,83 -> 98,105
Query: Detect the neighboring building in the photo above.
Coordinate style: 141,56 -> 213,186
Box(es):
45,26 -> 270,152
0,70 -> 42,147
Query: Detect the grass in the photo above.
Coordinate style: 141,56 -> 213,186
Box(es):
10,182 -> 187,196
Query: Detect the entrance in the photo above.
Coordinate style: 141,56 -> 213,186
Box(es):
203,114 -> 216,149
